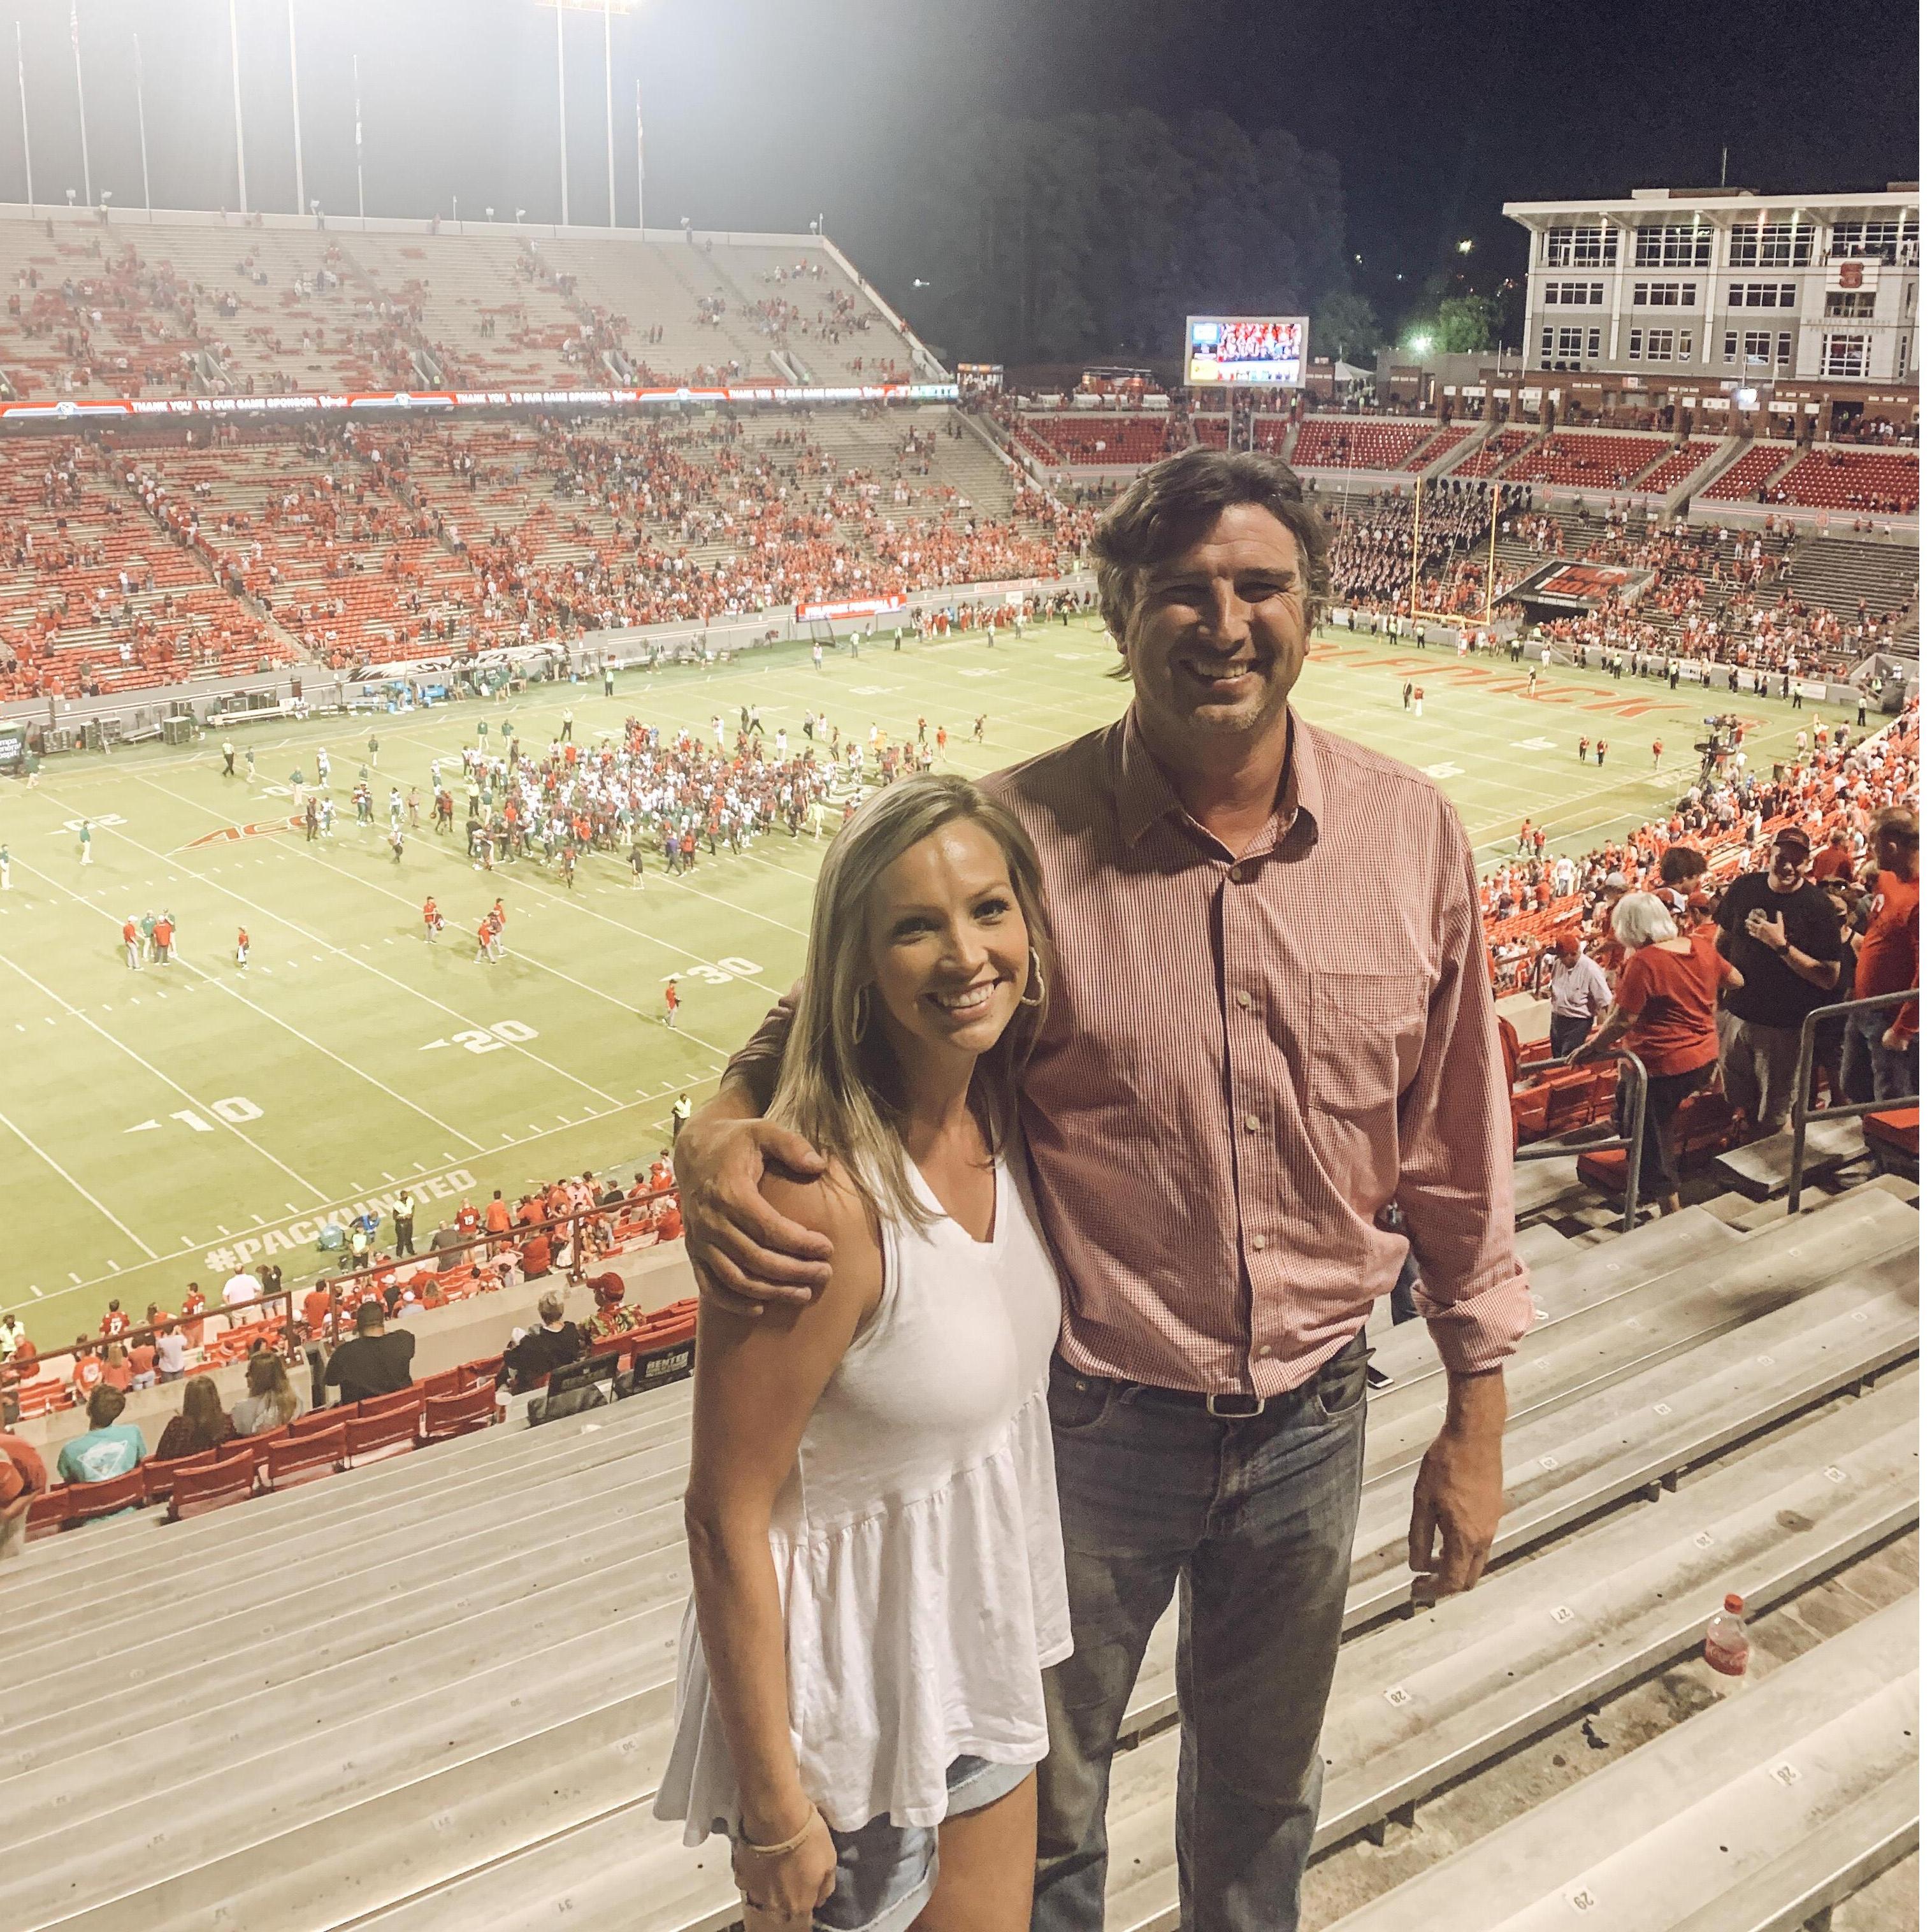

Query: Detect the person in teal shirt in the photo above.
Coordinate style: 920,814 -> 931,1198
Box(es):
56,1387 -> 148,1505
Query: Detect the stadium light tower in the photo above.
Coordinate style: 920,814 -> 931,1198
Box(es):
69,2 -> 90,210
133,32 -> 150,214
15,22 -> 35,215
288,0 -> 305,220
227,0 -> 249,215
352,54 -> 365,223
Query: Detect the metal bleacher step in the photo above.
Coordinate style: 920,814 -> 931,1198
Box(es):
6,1381 -> 693,1605
1104,1377 -> 1918,1929
1310,1590 -> 1918,1932
4,1192 -> 1913,1932
1711,1117 -> 1875,1202
335,1366 -> 1921,1932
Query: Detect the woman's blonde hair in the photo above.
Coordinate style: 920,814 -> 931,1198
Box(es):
770,775 -> 1053,1229
243,1350 -> 300,1429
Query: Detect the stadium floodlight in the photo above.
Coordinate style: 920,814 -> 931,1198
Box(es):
486,206 -> 494,220
535,0 -> 637,229
516,206 -> 527,222
133,32 -> 151,213
70,0 -> 91,210
16,22 -> 36,214
1408,333 -> 1434,355
1457,238 -> 1473,254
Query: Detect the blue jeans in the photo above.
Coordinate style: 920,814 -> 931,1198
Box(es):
1034,1330 -> 1370,1932
1840,1006 -> 1918,1107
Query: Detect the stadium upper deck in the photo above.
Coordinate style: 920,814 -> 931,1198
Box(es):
0,206 -> 939,407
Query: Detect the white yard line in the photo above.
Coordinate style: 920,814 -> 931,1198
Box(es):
0,1106 -> 160,1259
82,779 -> 628,1107
0,948 -> 329,1202
10,852 -> 489,1155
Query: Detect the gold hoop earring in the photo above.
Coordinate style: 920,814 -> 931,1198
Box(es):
851,985 -> 873,1046
1018,948 -> 1045,1008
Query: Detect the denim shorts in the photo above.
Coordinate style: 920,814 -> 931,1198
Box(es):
811,1754 -> 1034,1932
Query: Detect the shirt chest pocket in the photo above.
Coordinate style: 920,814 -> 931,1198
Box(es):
1299,970 -> 1431,1117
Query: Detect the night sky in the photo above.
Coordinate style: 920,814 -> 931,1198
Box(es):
0,0 -> 1916,342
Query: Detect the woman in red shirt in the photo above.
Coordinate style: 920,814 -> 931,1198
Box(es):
1569,892 -> 1744,1215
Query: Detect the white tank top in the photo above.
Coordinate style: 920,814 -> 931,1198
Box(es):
655,1150 -> 1071,1837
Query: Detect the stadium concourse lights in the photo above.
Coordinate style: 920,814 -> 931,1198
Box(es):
1457,238 -> 1474,253
1408,332 -> 1435,355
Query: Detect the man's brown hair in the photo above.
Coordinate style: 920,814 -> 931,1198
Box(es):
1088,449 -> 1332,652
1871,804 -> 1918,848
86,1385 -> 127,1430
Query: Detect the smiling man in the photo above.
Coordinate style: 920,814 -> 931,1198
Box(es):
676,449 -> 1531,1931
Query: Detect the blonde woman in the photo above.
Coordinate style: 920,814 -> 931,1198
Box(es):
230,1350 -> 305,1436
656,775 -> 1068,1932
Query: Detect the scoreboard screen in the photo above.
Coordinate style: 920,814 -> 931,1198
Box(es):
1185,315 -> 1308,389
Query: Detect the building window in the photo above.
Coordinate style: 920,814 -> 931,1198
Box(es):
1901,335 -> 1914,378
1822,333 -> 1871,377
1727,220 -> 1814,268
1634,222 -> 1713,268
1587,326 -> 1601,359
1726,282 -> 1796,308
1824,289 -> 1877,319
1633,281 -> 1698,307
1628,328 -> 1643,359
1678,329 -> 1694,361
1829,218 -> 1913,263
1723,330 -> 1739,363
1638,327 -> 1675,361
1775,331 -> 1792,368
1544,224 -> 1617,268
1541,280 -> 1605,306
1742,330 -> 1771,369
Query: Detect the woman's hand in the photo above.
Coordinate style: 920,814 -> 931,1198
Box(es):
734,1810 -> 838,1928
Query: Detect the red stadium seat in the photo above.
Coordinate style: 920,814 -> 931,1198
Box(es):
356,1387 -> 426,1424
64,1469 -> 146,1525
25,1486 -> 72,1539
167,1457 -> 258,1523
344,1409 -> 422,1467
290,1406 -> 346,1438
422,1385 -> 500,1443
264,1424 -> 347,1489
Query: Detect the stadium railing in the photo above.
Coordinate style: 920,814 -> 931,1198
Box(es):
1513,1048 -> 1649,1232
0,1187 -> 681,1420
1785,988 -> 1919,1214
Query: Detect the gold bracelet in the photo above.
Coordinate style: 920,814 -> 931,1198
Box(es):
739,1810 -> 818,1859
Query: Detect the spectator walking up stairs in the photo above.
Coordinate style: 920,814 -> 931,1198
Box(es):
0,1183 -> 1915,1932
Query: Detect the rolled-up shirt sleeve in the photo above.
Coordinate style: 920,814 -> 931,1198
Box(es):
1395,819 -> 1536,1376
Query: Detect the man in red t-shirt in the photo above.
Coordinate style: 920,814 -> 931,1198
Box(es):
1810,828 -> 1856,884
0,1429 -> 49,1562
1844,806 -> 1919,1104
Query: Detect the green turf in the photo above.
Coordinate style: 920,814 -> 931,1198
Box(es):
0,617 -> 1854,1341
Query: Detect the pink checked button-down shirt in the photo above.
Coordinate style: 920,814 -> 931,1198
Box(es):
734,705 -> 1533,1400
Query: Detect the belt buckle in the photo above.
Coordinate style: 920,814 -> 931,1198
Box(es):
1206,1390 -> 1265,1419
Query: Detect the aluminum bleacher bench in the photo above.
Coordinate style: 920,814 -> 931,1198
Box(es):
1314,1591 -> 1917,1932
1,1198 -> 1911,1932
324,1378 -> 1921,1932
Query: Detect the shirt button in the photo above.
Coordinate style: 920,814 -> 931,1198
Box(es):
1228,864 -> 1244,883
1250,1234 -> 1268,1252
1256,1343 -> 1272,1358
1244,1113 -> 1261,1132
1235,990 -> 1255,1010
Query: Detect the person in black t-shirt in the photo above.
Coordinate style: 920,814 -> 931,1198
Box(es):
322,1301 -> 417,1404
500,1291 -> 586,1394
1713,828 -> 1843,1137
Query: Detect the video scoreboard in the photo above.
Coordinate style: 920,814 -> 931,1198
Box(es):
1184,315 -> 1308,389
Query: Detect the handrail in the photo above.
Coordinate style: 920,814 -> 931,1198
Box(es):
1786,990 -> 1919,1215
1512,1049 -> 1650,1234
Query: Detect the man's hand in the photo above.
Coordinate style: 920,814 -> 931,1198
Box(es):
1408,1369 -> 1506,1599
1745,906 -> 1787,953
674,1100 -> 832,1316
1881,1023 -> 1912,1054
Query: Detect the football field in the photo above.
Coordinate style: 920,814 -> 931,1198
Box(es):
0,616 -> 1854,1338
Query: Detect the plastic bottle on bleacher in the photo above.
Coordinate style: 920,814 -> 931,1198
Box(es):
1703,1594 -> 1751,1677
